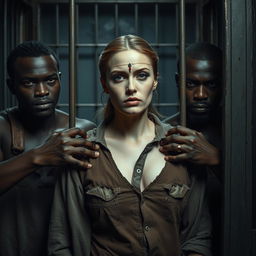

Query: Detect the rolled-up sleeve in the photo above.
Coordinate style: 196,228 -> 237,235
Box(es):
181,171 -> 212,256
48,169 -> 91,256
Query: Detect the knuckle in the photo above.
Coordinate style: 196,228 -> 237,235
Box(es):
170,134 -> 176,140
170,143 -> 177,150
190,136 -> 196,144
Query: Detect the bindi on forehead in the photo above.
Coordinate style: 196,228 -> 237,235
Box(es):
128,63 -> 132,73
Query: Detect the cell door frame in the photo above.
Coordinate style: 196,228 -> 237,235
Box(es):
223,0 -> 254,255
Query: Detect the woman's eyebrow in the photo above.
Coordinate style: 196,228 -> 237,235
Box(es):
110,70 -> 128,76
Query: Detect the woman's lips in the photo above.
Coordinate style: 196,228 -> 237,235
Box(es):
124,98 -> 141,106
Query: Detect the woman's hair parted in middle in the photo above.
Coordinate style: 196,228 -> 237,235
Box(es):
99,34 -> 159,81
98,34 -> 160,123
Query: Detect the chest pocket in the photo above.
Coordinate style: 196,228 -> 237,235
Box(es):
84,186 -> 122,228
145,183 -> 190,224
164,183 -> 190,200
85,186 -> 120,206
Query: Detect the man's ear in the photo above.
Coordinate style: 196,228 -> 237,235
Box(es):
7,78 -> 16,95
100,77 -> 109,93
175,73 -> 180,87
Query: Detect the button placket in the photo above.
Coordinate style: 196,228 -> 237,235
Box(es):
144,225 -> 150,231
131,142 -> 156,190
136,168 -> 142,174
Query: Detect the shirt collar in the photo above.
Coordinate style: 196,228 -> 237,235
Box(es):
88,113 -> 170,148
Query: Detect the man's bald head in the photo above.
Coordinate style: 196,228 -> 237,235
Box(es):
178,42 -> 223,71
186,42 -> 222,62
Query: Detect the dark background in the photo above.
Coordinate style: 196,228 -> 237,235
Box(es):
0,0 -> 255,255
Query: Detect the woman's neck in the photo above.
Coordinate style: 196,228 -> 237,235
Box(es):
105,110 -> 155,141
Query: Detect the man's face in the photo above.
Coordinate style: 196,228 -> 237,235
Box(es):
10,55 -> 61,118
183,57 -> 221,118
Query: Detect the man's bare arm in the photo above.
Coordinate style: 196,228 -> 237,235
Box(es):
0,127 -> 99,193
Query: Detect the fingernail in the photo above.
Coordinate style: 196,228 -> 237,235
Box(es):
95,152 -> 99,157
87,164 -> 92,168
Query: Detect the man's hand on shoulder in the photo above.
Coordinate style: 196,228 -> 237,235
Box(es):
159,125 -> 220,166
33,127 -> 99,169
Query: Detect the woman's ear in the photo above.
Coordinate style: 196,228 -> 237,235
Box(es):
153,80 -> 158,90
100,77 -> 109,93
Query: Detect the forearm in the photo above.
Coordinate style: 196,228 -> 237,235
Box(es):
0,148 -> 39,192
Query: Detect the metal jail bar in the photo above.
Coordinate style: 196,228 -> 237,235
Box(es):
69,0 -> 76,127
36,1 -> 193,125
179,0 -> 186,126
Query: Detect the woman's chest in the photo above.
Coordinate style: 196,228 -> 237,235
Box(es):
106,143 -> 166,190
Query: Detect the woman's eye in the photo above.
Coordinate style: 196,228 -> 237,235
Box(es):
111,74 -> 125,83
137,72 -> 149,80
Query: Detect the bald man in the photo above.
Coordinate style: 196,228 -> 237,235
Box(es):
160,42 -> 223,255
0,41 -> 98,256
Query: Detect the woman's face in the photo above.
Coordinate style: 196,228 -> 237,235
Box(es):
103,49 -> 157,117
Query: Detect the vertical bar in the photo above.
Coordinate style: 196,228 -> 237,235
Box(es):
210,5 -> 214,43
95,4 -> 98,43
37,5 -> 41,40
94,4 -> 99,113
76,4 -> 79,43
134,3 -> 138,34
179,0 -> 186,126
115,3 -> 118,36
55,4 -> 59,61
195,3 -> 201,42
3,0 -> 7,109
155,3 -> 159,44
175,3 -> 179,44
19,8 -> 24,43
56,4 -> 59,46
76,4 -> 80,116
69,0 -> 76,127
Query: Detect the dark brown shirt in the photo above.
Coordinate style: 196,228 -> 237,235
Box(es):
48,115 -> 211,256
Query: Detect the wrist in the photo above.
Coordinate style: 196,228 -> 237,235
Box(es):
208,148 -> 221,166
31,148 -> 45,167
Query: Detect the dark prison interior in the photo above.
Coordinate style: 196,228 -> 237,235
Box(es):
0,0 -> 255,256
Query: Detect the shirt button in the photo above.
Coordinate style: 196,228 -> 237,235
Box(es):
136,169 -> 142,174
145,225 -> 150,231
